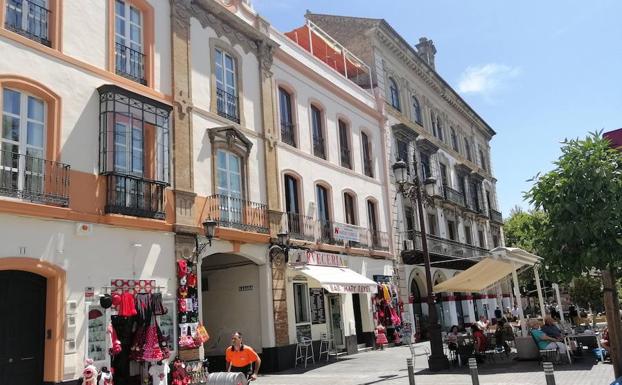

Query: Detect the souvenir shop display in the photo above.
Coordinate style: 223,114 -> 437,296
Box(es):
82,359 -> 99,385
171,358 -> 191,385
86,279 -> 173,385
176,259 -> 205,350
372,279 -> 404,344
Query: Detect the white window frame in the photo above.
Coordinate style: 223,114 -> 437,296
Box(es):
115,0 -> 144,78
1,88 -> 46,192
216,149 -> 242,198
5,0 -> 48,35
293,282 -> 311,325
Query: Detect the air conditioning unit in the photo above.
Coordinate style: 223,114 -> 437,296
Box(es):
403,240 -> 414,251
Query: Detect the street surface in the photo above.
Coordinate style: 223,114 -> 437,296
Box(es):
258,342 -> 615,385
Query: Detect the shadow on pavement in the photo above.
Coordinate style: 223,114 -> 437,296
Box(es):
266,357 -> 355,375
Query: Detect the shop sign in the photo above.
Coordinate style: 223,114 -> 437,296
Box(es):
333,223 -> 360,243
323,283 -> 374,293
84,286 -> 95,301
238,285 -> 254,292
290,249 -> 346,267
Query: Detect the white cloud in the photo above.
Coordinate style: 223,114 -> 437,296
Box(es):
457,63 -> 521,96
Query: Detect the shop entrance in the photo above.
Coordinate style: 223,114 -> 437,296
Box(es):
201,253 -> 262,364
0,270 -> 46,385
352,294 -> 364,344
327,294 -> 344,349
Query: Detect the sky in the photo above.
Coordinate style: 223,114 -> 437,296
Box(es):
252,0 -> 622,217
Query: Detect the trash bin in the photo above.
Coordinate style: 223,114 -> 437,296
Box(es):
206,372 -> 247,385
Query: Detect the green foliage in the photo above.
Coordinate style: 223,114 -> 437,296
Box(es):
526,132 -> 622,277
503,207 -> 547,254
569,276 -> 603,311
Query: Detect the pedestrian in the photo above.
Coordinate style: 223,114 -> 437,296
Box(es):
471,324 -> 487,363
375,323 -> 388,350
226,331 -> 261,381
494,306 -> 502,321
511,304 -> 520,321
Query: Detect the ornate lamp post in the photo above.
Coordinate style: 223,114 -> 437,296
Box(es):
392,157 -> 449,371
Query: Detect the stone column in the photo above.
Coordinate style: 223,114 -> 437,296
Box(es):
463,294 -> 476,325
269,247 -> 289,346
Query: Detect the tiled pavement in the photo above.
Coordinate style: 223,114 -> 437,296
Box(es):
257,342 -> 616,385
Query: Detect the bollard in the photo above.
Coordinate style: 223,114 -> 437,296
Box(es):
406,357 -> 416,385
468,358 -> 480,385
543,361 -> 556,385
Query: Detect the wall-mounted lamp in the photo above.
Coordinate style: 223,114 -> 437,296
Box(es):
202,219 -> 217,247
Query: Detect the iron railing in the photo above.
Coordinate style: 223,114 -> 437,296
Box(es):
369,229 -> 390,251
105,173 -> 166,219
204,194 -> 269,233
443,185 -> 465,207
216,88 -> 240,123
313,219 -> 389,251
5,0 -> 51,46
115,42 -> 146,85
285,212 -> 315,241
280,122 -> 296,147
0,150 -> 70,206
490,209 -> 503,224
404,230 -> 490,260
363,160 -> 373,178
340,148 -> 352,169
313,137 -> 326,159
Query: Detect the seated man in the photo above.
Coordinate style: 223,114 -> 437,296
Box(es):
529,319 -> 568,355
494,318 -> 512,355
541,316 -> 562,340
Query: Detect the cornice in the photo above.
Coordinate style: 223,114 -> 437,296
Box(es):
373,29 -> 495,140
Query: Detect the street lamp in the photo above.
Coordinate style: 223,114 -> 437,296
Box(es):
202,219 -> 217,247
393,153 -> 449,371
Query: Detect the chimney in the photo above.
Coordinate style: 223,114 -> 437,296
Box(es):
415,37 -> 437,70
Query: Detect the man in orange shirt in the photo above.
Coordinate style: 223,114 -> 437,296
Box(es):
226,331 -> 261,381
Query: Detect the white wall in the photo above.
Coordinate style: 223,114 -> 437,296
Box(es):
0,213 -> 175,379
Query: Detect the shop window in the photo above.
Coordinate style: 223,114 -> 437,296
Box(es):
98,84 -> 171,219
4,0 -> 52,46
311,105 -> 325,159
215,48 -> 239,123
293,282 -> 310,324
338,119 -> 351,169
278,87 -> 295,146
361,132 -> 373,178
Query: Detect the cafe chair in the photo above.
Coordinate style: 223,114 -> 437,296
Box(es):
318,333 -> 334,362
295,337 -> 315,368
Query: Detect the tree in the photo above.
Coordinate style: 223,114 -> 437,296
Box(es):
569,276 -> 603,312
526,132 -> 622,378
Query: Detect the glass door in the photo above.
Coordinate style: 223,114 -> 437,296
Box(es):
328,295 -> 344,349
216,149 -> 242,225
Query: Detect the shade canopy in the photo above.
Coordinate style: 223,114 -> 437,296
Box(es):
294,265 -> 378,294
433,258 -> 517,292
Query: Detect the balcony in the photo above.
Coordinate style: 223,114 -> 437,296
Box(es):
443,185 -> 465,207
280,123 -> 296,147
403,230 -> 490,261
105,173 -> 166,219
115,42 -> 146,85
285,212 -> 315,241
216,88 -> 240,124
0,150 -> 70,206
293,217 -> 389,252
204,194 -> 269,234
5,0 -> 51,46
490,209 -> 503,224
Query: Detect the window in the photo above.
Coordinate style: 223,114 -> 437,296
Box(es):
344,192 -> 356,225
439,163 -> 448,187
404,206 -> 414,233
493,234 -> 499,248
216,150 -> 242,198
478,230 -> 485,248
278,87 -> 295,146
316,184 -> 332,242
293,282 -> 310,324
98,85 -> 171,219
464,138 -> 472,162
388,77 -> 400,111
436,116 -> 444,141
420,152 -> 431,180
427,213 -> 437,236
115,0 -> 146,84
464,225 -> 472,245
311,105 -> 325,159
411,96 -> 422,124
215,48 -> 239,123
451,128 -> 459,152
396,138 -> 409,162
338,120 -> 351,169
285,174 -> 303,238
5,0 -> 51,46
447,220 -> 456,241
479,149 -> 487,171
1,88 -> 46,197
431,112 -> 437,137
361,132 -> 373,178
367,200 -> 378,233
469,181 -> 480,211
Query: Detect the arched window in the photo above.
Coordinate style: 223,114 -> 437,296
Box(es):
451,127 -> 459,152
436,115 -> 444,141
411,96 -> 422,124
479,149 -> 487,171
430,111 -> 437,137
343,192 -> 357,225
338,119 -> 351,169
316,183 -> 332,243
464,137 -> 472,162
311,105 -> 325,159
361,132 -> 373,178
284,174 -> 303,237
388,77 -> 400,111
278,87 -> 295,146
367,199 -> 380,248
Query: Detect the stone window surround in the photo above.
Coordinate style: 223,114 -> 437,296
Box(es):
208,37 -> 246,127
208,126 -> 252,200
276,81 -> 299,148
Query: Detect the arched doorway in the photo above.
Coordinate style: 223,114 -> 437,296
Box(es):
433,271 -> 448,328
410,277 -> 425,340
0,270 -> 46,385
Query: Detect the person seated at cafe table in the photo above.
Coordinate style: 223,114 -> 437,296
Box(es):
476,315 -> 490,331
541,316 -> 563,340
447,325 -> 460,351
529,319 -> 568,355
471,324 -> 488,363
494,318 -> 514,356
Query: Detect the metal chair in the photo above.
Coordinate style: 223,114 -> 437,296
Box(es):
318,333 -> 333,362
295,337 -> 315,368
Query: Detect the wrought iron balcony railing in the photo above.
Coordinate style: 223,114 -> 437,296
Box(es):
490,209 -> 503,224
115,42 -> 146,85
204,194 -> 269,234
216,88 -> 240,124
0,150 -> 70,206
313,137 -> 326,159
404,230 -> 490,260
5,0 -> 51,46
105,173 -> 166,219
280,122 -> 296,147
340,148 -> 352,169
443,185 -> 466,207
285,212 -> 315,241
363,160 -> 373,178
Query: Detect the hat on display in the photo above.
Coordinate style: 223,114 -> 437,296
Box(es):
100,294 -> 113,309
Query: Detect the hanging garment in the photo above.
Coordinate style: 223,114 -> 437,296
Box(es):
382,285 -> 391,302
98,370 -> 113,385
152,293 -> 167,316
143,318 -> 164,362
149,361 -> 170,385
118,292 -> 137,317
390,306 -> 402,327
135,293 -> 152,323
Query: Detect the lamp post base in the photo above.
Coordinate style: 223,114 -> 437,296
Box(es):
427,323 -> 449,371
